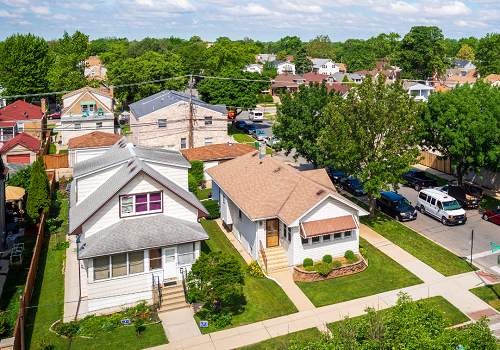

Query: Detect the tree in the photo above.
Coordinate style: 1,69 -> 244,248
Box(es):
6,165 -> 32,194
275,36 -> 303,55
397,26 -> 450,79
189,160 -> 204,187
273,82 -> 331,169
262,61 -> 278,79
306,35 -> 337,60
187,251 -> 244,309
455,44 -> 475,60
99,39 -> 129,66
422,81 -> 500,185
341,39 -> 377,72
107,51 -> 187,104
319,74 -> 422,216
444,38 -> 460,58
26,156 -> 51,223
475,33 -> 500,77
293,47 -> 312,74
275,50 -> 287,61
458,36 -> 478,54
0,33 -> 52,97
368,32 -> 401,63
48,31 -> 90,92
204,40 -> 259,74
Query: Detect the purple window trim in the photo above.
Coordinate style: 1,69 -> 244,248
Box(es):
120,191 -> 163,217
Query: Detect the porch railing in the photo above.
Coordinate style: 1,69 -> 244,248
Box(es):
152,274 -> 162,309
181,268 -> 189,304
259,240 -> 267,272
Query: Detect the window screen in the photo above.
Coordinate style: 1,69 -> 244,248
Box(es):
94,256 -> 109,280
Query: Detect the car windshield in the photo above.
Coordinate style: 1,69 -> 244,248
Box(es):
350,179 -> 361,186
257,130 -> 265,134
442,201 -> 461,210
396,198 -> 411,208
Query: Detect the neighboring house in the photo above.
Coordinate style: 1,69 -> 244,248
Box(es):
257,54 -> 277,63
85,65 -> 107,81
129,90 -> 227,151
207,153 -> 369,269
86,56 -> 102,67
181,143 -> 256,187
0,132 -> 41,164
244,64 -> 263,74
4,162 -> 29,178
326,84 -> 352,98
0,100 -> 46,147
0,157 -> 7,251
484,74 -> 500,86
60,86 -> 116,145
270,74 -> 306,96
67,131 -> 122,167
272,61 -> 295,75
434,85 -> 451,93
311,59 -> 340,76
452,59 -> 476,70
70,139 -> 209,313
336,62 -> 347,74
408,84 -> 434,101
444,69 -> 478,88
331,72 -> 364,83
304,72 -> 330,84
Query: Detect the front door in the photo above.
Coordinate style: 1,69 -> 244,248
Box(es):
266,219 -> 279,247
163,247 -> 177,281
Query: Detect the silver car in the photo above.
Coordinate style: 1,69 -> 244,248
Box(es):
252,129 -> 267,141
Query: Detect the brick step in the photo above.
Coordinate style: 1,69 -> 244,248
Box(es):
158,302 -> 189,314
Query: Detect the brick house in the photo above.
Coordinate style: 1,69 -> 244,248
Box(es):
129,90 -> 227,151
0,100 -> 46,147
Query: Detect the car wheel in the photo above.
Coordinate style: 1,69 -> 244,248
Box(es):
414,183 -> 421,191
395,215 -> 401,221
49,116 -> 53,120
375,203 -> 381,211
420,205 -> 426,214
483,214 -> 489,221
441,217 -> 448,225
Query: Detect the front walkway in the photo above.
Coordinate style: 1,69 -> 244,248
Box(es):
158,308 -> 201,343
271,271 -> 316,312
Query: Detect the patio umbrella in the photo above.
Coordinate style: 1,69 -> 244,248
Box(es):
5,186 -> 25,202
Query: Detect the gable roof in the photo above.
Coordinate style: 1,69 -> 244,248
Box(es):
129,90 -> 227,119
0,132 -> 41,153
5,162 -> 29,177
61,89 -> 114,118
408,83 -> 434,91
434,85 -> 451,93
181,143 -> 256,162
62,86 -> 112,99
311,59 -> 334,69
304,72 -> 330,83
68,131 -> 122,150
206,153 -> 367,225
327,84 -> 352,95
0,101 -> 44,124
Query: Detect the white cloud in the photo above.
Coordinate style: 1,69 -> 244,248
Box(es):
223,3 -> 269,16
0,9 -> 19,17
29,5 -> 52,15
270,0 -> 323,13
52,12 -> 76,21
2,0 -> 31,7
117,0 -> 196,12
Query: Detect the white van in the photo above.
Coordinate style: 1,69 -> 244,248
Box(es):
249,111 -> 264,122
417,189 -> 467,226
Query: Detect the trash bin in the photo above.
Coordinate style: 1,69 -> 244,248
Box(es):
6,234 -> 18,250
255,141 -> 259,150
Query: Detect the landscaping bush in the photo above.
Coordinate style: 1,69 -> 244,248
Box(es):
305,266 -> 314,272
48,143 -> 57,154
344,250 -> 355,259
134,318 -> 145,335
205,308 -> 233,329
323,254 -> 332,263
303,258 -> 313,267
264,93 -> 274,103
257,93 -> 265,103
202,200 -> 220,219
346,255 -> 359,265
188,173 -> 198,194
314,262 -> 332,276
360,248 -> 367,258
189,160 -> 205,187
332,261 -> 342,268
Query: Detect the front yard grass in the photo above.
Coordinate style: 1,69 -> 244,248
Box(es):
228,128 -> 255,144
480,195 -> 500,211
197,219 -> 298,334
470,284 -> 500,312
196,188 -> 212,201
296,238 -> 423,308
238,327 -> 321,349
343,194 -> 478,277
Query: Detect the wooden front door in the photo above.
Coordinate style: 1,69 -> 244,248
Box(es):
266,219 -> 279,247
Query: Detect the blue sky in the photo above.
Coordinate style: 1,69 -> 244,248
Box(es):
1,0 -> 499,42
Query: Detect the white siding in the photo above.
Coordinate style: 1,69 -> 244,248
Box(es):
82,174 -> 198,237
76,164 -> 122,203
63,94 -> 79,109
229,199 -> 258,260
61,118 -> 115,144
142,160 -> 188,189
203,161 -> 219,181
74,148 -> 110,166
219,189 -> 233,225
280,221 -> 294,267
300,197 -> 358,224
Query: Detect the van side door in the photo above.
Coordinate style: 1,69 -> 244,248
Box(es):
427,197 -> 438,218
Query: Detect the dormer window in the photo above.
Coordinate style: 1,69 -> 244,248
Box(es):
120,192 -> 163,217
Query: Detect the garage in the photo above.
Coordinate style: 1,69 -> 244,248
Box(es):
7,154 -> 31,164
75,149 -> 107,164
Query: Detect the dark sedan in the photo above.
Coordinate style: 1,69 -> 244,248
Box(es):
243,123 -> 257,135
235,120 -> 247,130
340,177 -> 366,196
326,166 -> 345,183
483,209 -> 500,225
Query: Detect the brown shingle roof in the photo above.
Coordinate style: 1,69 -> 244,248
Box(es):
68,131 -> 122,149
62,86 -> 112,98
206,153 -> 366,225
434,85 -> 451,93
181,143 -> 256,162
300,215 -> 357,238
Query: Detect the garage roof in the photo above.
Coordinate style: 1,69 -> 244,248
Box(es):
0,132 -> 41,153
68,131 -> 123,149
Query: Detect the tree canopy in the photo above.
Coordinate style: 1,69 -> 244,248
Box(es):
6,165 -> 32,195
293,47 -> 312,74
306,35 -> 337,60
204,40 -> 258,74
455,44 -> 475,61
27,156 -> 51,223
319,74 -> 422,216
475,33 -> 500,77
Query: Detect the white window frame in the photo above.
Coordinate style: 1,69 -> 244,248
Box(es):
74,123 -> 82,130
180,138 -> 187,150
17,123 -> 24,132
93,251 -> 145,281
177,243 -> 195,265
120,192 -> 163,217
158,119 -> 167,128
205,137 -> 213,146
96,122 -> 102,129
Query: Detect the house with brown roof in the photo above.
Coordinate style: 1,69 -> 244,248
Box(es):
181,143 -> 256,187
0,100 -> 46,146
67,131 -> 123,167
270,73 -> 306,96
0,132 -> 41,164
207,153 -> 369,272
60,86 -> 116,145
484,74 -> 500,87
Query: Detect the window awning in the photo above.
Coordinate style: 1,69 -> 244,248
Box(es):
80,101 -> 96,106
300,215 -> 358,239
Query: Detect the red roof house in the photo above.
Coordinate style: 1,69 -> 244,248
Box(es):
0,132 -> 41,164
0,100 -> 45,143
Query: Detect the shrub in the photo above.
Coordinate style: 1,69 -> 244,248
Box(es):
305,266 -> 314,271
332,261 -> 342,268
48,143 -> 57,154
344,250 -> 355,259
257,93 -> 265,103
303,258 -> 313,267
188,173 -> 198,194
247,261 -> 264,277
54,320 -> 80,337
264,93 -> 274,103
202,200 -> 220,219
205,308 -> 233,329
359,248 -> 367,258
134,318 -> 145,335
314,262 -> 332,276
323,254 -> 332,263
189,160 -> 204,187
346,255 -> 359,265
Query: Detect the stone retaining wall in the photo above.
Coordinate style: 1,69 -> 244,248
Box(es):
293,256 -> 368,282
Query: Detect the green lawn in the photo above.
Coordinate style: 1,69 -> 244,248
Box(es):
196,219 -> 298,334
296,238 -> 423,307
228,128 -> 255,143
480,195 -> 500,211
428,296 -> 470,326
343,194 -> 478,277
121,125 -> 130,136
470,284 -> 500,312
196,188 -> 212,201
238,327 -> 321,350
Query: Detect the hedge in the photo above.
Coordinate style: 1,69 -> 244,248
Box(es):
202,200 -> 220,219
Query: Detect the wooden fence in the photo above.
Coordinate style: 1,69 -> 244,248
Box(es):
43,154 -> 68,169
12,171 -> 55,350
40,135 -> 51,157
419,151 -> 453,175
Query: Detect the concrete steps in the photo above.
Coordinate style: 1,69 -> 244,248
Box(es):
156,284 -> 189,313
259,247 -> 289,275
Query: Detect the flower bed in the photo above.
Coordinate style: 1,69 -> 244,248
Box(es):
293,255 -> 368,282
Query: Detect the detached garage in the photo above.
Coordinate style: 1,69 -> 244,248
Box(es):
68,131 -> 122,167
1,132 -> 41,164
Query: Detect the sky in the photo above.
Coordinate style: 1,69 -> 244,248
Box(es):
0,0 -> 499,43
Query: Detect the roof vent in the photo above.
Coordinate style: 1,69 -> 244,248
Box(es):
129,166 -> 136,172
316,189 -> 325,196
252,151 -> 259,157
274,167 -> 281,173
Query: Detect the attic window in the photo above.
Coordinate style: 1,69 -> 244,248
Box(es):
316,189 -> 325,196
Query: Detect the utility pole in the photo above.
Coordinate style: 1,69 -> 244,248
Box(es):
188,75 -> 194,149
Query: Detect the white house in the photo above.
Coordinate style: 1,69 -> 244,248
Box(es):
69,139 -> 209,313
207,153 -> 369,272
272,61 -> 295,75
408,84 -> 434,102
311,59 -> 340,76
67,131 -> 123,167
244,64 -> 263,74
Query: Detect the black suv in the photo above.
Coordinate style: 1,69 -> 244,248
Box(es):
375,191 -> 417,221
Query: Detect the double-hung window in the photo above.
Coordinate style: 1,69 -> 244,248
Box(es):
158,119 -> 167,128
205,137 -> 213,146
94,251 -> 144,280
75,123 -> 82,130
178,243 -> 195,264
204,117 -> 212,125
120,192 -> 162,216
96,122 -> 102,129
181,138 -> 187,150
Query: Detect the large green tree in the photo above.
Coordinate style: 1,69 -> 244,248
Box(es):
6,165 -> 32,195
368,32 -> 401,64
455,44 -> 475,61
204,40 -> 258,74
273,82 -> 331,169
26,156 -> 50,223
275,36 -> 303,55
0,33 -> 52,97
340,39 -> 377,72
293,47 -> 312,74
422,81 -> 500,185
397,26 -> 450,79
262,61 -> 278,79
306,35 -> 337,60
319,74 -> 422,216
475,33 -> 500,77
48,31 -> 90,92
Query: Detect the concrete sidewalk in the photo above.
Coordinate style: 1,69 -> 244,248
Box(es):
159,308 -> 202,343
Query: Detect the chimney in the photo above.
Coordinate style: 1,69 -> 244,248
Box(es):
285,71 -> 288,76
110,85 -> 114,98
314,71 -> 317,75
41,98 -> 46,115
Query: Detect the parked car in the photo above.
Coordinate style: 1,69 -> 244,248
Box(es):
326,165 -> 345,183
434,184 -> 481,209
402,170 -> 438,191
417,189 -> 466,226
265,137 -> 279,148
482,209 -> 500,225
235,120 -> 247,130
249,111 -> 264,122
375,191 -> 417,221
243,123 -> 257,135
339,177 -> 366,196
48,112 -> 61,120
252,129 -> 267,141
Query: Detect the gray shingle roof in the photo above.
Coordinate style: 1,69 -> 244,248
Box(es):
77,214 -> 209,259
129,90 -> 227,119
5,162 -> 30,177
311,59 -> 332,69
